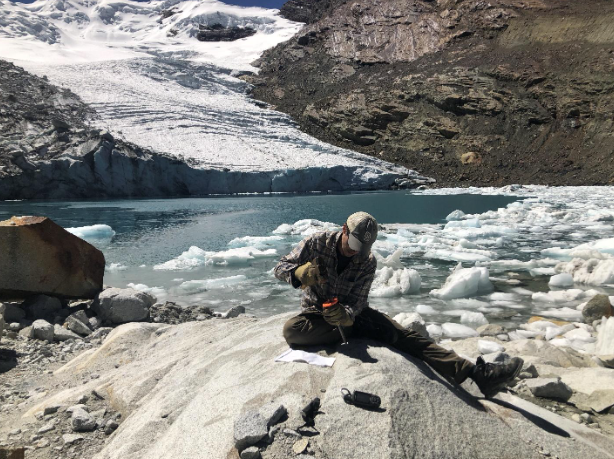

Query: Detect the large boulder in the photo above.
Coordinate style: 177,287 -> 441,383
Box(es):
0,216 -> 105,298
583,294 -> 613,324
30,315 -> 614,459
94,288 -> 155,324
2,302 -> 26,322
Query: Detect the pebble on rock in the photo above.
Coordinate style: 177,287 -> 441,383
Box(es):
240,446 -> 261,459
71,407 -> 97,432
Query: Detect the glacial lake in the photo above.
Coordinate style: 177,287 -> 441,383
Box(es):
2,188 -> 614,334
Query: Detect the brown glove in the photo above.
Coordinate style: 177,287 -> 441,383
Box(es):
294,257 -> 326,288
322,302 -> 354,327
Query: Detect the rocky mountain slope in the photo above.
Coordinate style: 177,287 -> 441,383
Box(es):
251,0 -> 614,187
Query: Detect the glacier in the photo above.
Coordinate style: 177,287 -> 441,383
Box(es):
0,0 -> 428,195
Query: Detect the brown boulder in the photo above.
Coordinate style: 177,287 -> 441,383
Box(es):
0,216 -> 105,299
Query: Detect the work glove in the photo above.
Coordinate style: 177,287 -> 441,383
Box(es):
294,257 -> 327,288
322,302 -> 354,327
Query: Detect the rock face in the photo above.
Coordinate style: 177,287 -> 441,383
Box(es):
196,24 -> 256,41
30,315 -> 614,459
253,0 -> 614,187
94,288 -> 155,324
0,216 -> 105,299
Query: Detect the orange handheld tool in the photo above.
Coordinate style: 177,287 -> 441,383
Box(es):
322,297 -> 339,308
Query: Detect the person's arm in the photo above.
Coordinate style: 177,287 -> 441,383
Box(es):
274,236 -> 314,289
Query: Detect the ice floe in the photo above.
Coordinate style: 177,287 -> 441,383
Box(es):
430,265 -> 493,300
66,224 -> 115,242
370,267 -> 421,297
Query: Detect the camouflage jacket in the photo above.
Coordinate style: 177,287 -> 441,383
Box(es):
274,231 -> 377,319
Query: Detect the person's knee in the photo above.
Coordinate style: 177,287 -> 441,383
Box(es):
283,317 -> 303,345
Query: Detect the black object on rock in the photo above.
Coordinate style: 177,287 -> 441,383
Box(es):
341,388 -> 381,410
300,397 -> 321,427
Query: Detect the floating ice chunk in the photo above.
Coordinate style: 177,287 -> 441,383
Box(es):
393,312 -> 425,331
515,329 -> 542,339
446,210 -> 466,221
430,264 -> 493,300
426,324 -> 442,337
449,298 -> 490,309
548,273 -> 574,288
489,292 -> 518,302
447,226 -> 516,240
373,248 -> 405,269
478,340 -> 504,354
371,267 -> 421,297
416,304 -> 437,315
66,224 -> 115,241
106,262 -> 127,272
228,235 -> 284,249
457,239 -> 478,249
208,247 -> 278,265
554,258 -> 614,286
177,275 -> 247,293
154,246 -> 208,270
126,283 -> 165,300
277,219 -> 340,236
539,307 -> 583,321
417,235 -> 441,245
442,323 -> 478,338
522,320 -> 569,332
272,224 -> 293,235
444,218 -> 481,229
574,238 -> 614,256
461,311 -> 488,326
532,289 -> 585,304
510,287 -> 534,296
423,249 -> 492,263
596,317 -> 614,355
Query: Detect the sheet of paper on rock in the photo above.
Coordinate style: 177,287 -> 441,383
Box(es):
275,349 -> 336,367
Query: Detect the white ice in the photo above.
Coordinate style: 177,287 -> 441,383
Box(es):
370,267 -> 421,297
442,323 -> 478,339
596,317 -> 614,355
478,340 -> 504,354
430,264 -> 493,300
177,275 -> 247,293
548,273 -> 574,288
66,224 -> 115,241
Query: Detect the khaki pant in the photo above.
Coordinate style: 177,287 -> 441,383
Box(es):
283,307 -> 474,384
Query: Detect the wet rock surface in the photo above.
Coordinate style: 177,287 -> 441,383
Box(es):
253,0 -> 614,187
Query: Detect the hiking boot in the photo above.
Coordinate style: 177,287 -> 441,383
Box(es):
470,356 -> 524,398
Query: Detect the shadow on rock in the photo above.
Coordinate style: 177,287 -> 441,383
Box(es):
0,348 -> 17,373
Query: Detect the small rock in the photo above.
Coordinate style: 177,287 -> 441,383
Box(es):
43,405 -> 61,415
525,378 -> 573,401
587,389 -> 614,413
37,422 -> 55,434
53,324 -> 81,342
224,306 -> 246,319
571,414 -> 582,423
88,327 -> 112,341
71,407 -> 96,432
62,434 -> 84,444
582,294 -> 613,324
76,395 -> 89,405
259,403 -> 286,427
66,314 -> 91,336
240,446 -> 261,459
282,428 -> 302,438
88,316 -> 102,330
34,438 -> 50,448
597,354 -> 614,369
29,319 -> 54,342
293,438 -> 309,454
94,288 -> 155,324
580,413 -> 593,423
477,324 -> 504,336
104,420 -> 119,435
234,410 -> 268,451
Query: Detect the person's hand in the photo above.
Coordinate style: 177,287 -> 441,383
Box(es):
322,302 -> 353,327
294,258 -> 326,288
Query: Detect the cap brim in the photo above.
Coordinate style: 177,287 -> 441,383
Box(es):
348,233 -> 372,255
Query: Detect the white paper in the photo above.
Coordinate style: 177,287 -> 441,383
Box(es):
274,349 -> 336,367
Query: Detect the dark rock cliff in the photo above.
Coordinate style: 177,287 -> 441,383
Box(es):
258,0 -> 614,186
